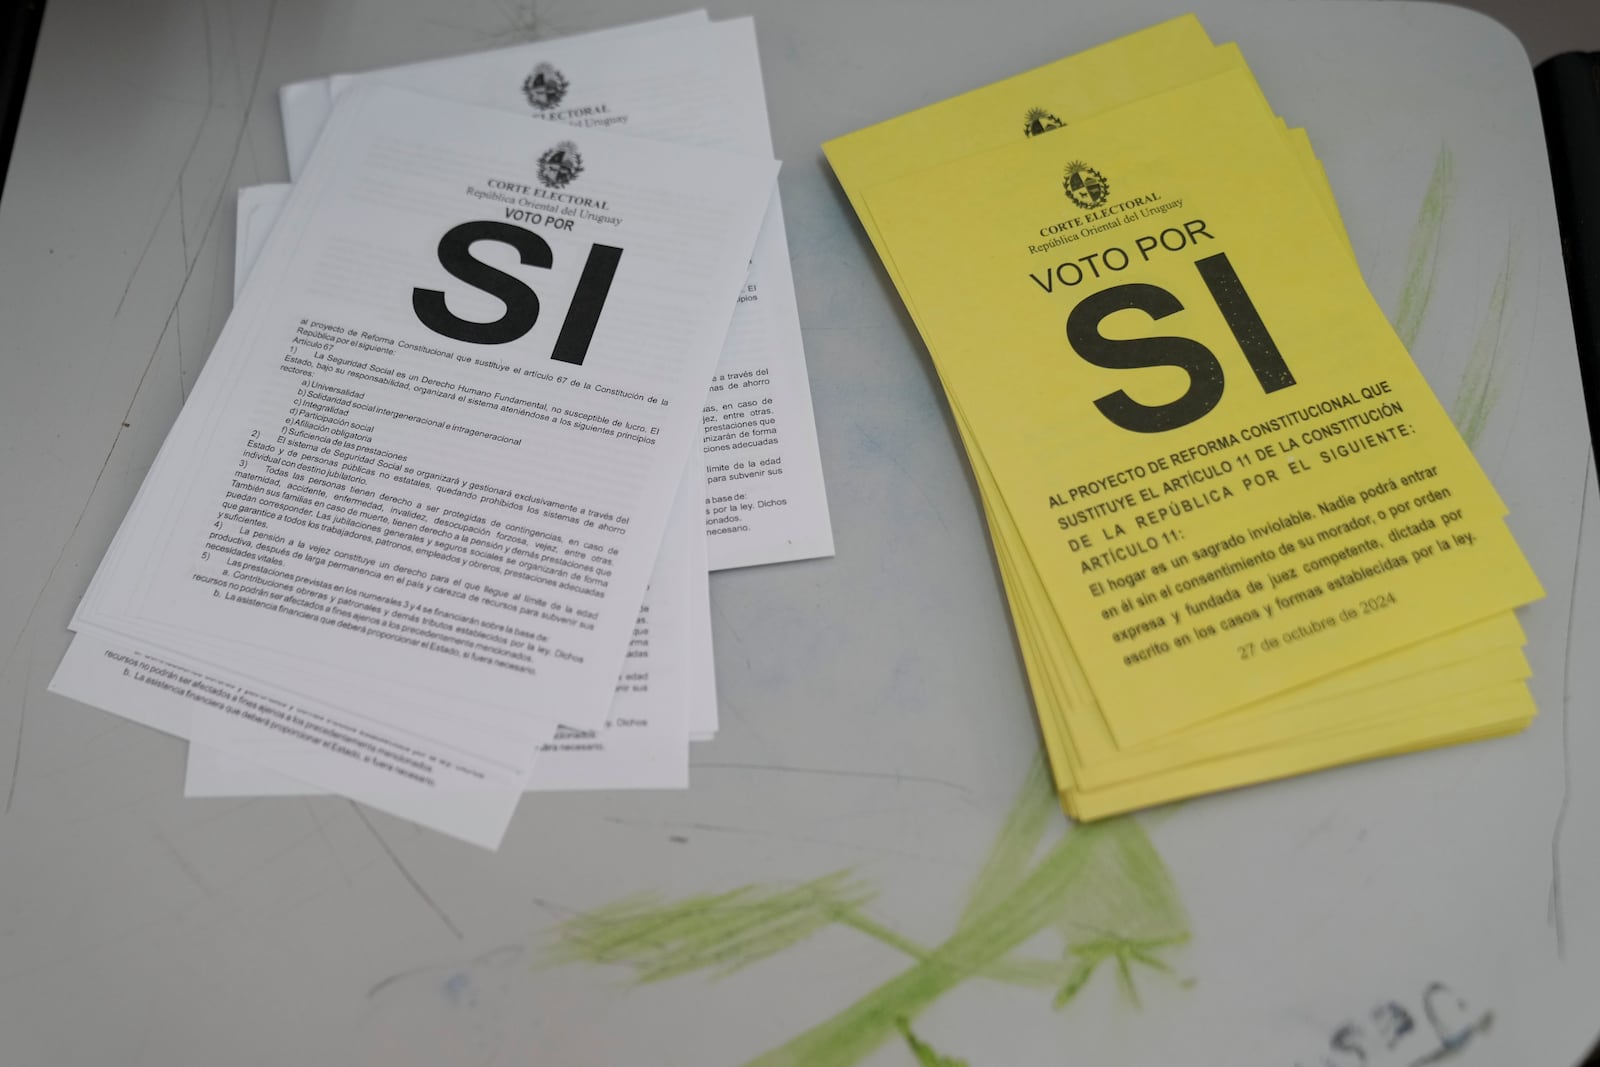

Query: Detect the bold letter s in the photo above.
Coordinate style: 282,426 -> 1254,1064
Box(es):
1066,283 -> 1224,433
412,221 -> 552,345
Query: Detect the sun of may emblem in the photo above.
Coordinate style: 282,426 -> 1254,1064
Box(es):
1063,160 -> 1110,209
1024,107 -> 1064,137
522,62 -> 569,111
538,142 -> 584,189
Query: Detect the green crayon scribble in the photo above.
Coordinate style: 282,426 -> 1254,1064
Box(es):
1391,145 -> 1455,348
896,1018 -> 969,1067
1051,817 -> 1189,1009
957,756 -> 1055,928
1453,242 -> 1514,446
541,754 -> 1191,1067
740,820 -> 1114,1067
539,871 -> 875,983
1055,933 -> 1184,1010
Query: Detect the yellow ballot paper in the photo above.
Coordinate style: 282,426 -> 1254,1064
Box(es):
991,458 -> 1534,815
824,15 -> 1539,817
823,17 -> 1354,278
862,66 -> 1542,743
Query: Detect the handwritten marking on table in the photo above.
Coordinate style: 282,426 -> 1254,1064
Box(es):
1285,980 -> 1491,1067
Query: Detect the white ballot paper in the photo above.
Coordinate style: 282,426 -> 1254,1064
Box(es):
234,183 -> 290,292
182,463 -> 699,796
58,181 -> 705,800
53,85 -> 776,846
278,10 -> 709,179
257,183 -> 708,742
243,193 -> 728,744
284,16 -> 833,571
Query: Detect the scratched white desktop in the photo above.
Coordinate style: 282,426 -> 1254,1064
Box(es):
0,2 -> 1595,1065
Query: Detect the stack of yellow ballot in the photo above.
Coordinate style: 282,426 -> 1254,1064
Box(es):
823,15 -> 1545,820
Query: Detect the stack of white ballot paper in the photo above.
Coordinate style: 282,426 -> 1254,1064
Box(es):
50,12 -> 832,849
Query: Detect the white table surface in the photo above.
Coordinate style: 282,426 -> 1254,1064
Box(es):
1387,0 -> 1599,63
0,2 -> 1596,1065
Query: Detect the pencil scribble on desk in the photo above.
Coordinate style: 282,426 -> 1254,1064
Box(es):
540,756 -> 1190,1067
1390,145 -> 1455,350
1452,240 -> 1515,447
1549,458 -> 1592,958
425,1 -> 553,44
363,945 -> 525,1064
